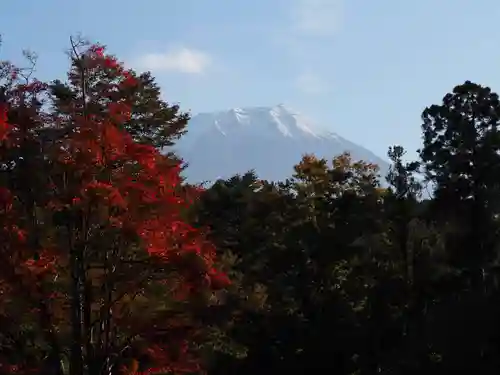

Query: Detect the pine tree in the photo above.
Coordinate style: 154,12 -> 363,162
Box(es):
49,38 -> 189,152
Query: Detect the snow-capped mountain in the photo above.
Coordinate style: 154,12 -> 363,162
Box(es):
173,104 -> 390,184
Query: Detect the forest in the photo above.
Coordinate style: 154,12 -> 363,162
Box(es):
1,39 -> 500,375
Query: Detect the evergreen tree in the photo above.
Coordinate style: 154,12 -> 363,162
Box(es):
49,39 -> 189,152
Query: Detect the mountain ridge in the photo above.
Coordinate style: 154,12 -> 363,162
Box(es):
171,105 -> 390,184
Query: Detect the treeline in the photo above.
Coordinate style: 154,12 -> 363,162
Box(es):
188,87 -> 500,373
0,38 -> 500,374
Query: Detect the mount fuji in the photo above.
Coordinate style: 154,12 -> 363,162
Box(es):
172,104 -> 390,184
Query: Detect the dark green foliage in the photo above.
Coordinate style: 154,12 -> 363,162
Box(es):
186,81 -> 500,374
50,45 -> 189,151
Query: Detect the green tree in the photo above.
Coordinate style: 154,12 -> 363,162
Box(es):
418,81 -> 500,373
195,154 -> 402,375
420,81 -> 500,277
49,38 -> 189,152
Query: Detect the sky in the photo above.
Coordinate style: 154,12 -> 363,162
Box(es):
1,0 -> 500,159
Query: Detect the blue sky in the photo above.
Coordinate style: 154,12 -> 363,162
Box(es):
1,0 -> 500,159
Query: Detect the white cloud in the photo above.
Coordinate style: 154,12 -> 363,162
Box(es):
292,0 -> 344,37
136,47 -> 212,74
295,72 -> 330,95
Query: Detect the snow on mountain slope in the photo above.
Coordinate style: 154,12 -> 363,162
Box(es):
171,104 -> 390,184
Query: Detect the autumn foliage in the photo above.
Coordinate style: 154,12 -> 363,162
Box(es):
0,42 -> 228,375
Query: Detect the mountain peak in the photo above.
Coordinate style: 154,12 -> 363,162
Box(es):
273,103 -> 293,111
174,105 -> 389,184
193,104 -> 332,140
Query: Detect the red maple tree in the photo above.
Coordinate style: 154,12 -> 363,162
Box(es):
0,41 -> 229,375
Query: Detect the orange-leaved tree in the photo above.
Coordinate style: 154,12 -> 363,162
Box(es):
0,40 -> 229,375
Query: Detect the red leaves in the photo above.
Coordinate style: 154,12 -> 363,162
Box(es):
23,250 -> 56,276
11,225 -> 27,244
127,142 -> 160,171
103,56 -> 119,70
0,105 -> 10,141
81,181 -> 127,209
91,45 -> 105,57
67,45 -> 228,371
108,101 -> 132,123
0,187 -> 13,212
208,268 -> 231,290
0,43 -> 229,375
121,70 -> 139,89
87,44 -> 139,90
138,342 -> 200,375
